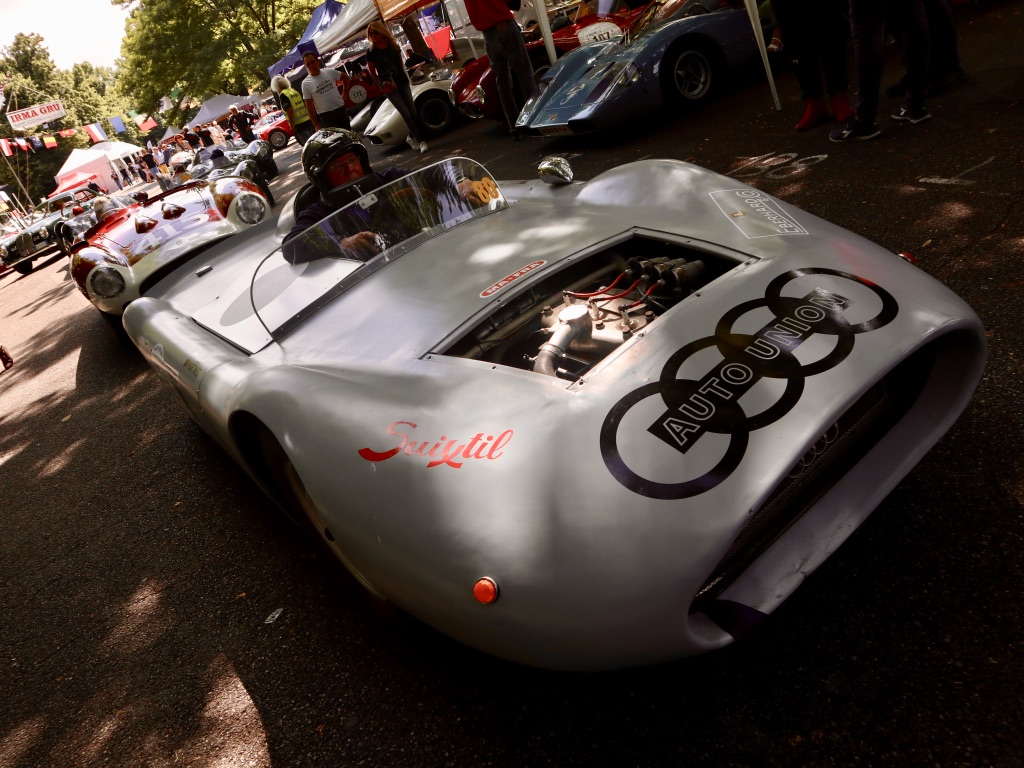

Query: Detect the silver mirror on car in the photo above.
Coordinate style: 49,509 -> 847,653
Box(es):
538,156 -> 573,185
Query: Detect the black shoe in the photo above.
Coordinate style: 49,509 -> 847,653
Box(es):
929,68 -> 966,96
829,116 -> 882,142
0,346 -> 12,370
891,102 -> 932,124
885,77 -> 908,98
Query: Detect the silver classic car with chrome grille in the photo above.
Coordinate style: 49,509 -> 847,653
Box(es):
123,156 -> 985,670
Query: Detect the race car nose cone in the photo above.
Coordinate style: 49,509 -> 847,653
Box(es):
473,577 -> 499,605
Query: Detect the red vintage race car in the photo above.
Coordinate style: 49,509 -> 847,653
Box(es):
69,178 -> 271,328
449,7 -> 648,121
254,110 -> 293,149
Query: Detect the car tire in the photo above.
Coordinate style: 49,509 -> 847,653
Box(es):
99,310 -> 134,349
255,427 -> 392,607
268,129 -> 289,150
12,260 -> 32,275
660,43 -> 720,108
416,93 -> 455,135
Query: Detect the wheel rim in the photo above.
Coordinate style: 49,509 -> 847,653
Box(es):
419,99 -> 451,132
673,50 -> 712,100
270,131 -> 287,148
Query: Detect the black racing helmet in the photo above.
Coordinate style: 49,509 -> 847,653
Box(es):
301,128 -> 372,196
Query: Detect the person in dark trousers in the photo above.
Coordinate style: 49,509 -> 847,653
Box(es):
830,0 -> 931,142
886,0 -> 965,97
463,0 -> 537,139
772,0 -> 852,131
228,105 -> 257,143
300,51 -> 352,131
365,21 -> 429,154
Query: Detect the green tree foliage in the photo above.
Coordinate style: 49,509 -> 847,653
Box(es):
0,34 -> 150,205
115,0 -> 321,123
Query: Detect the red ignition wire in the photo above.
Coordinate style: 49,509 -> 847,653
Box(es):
566,272 -> 626,298
624,282 -> 660,309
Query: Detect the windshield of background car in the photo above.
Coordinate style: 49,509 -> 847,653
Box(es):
248,157 -> 506,344
625,0 -> 716,42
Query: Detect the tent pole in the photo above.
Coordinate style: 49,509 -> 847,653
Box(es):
743,0 -> 781,111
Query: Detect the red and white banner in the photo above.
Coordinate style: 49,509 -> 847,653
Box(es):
0,138 -> 11,157
5,99 -> 66,131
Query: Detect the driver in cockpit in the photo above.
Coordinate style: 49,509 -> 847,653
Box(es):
283,128 -> 482,264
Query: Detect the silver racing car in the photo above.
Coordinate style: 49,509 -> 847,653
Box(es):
123,156 -> 986,670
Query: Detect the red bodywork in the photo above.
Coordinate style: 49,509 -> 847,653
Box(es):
256,111 -> 293,142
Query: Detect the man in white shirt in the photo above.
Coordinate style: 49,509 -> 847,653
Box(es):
301,51 -> 352,130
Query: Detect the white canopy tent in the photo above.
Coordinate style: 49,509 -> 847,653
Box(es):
90,140 -> 144,163
191,93 -> 265,126
55,148 -> 114,183
315,0 -> 384,53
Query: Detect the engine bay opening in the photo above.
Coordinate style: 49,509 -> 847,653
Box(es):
443,234 -> 747,381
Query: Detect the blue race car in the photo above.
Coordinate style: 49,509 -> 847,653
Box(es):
517,0 -> 763,136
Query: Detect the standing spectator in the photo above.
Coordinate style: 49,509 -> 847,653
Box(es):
209,122 -> 227,144
463,0 -> 537,139
228,105 -> 257,143
271,75 -> 316,145
773,0 -> 851,131
197,124 -> 215,148
830,0 -> 930,142
141,149 -> 159,179
87,180 -> 103,194
120,166 -> 133,187
109,171 -> 122,190
300,50 -> 352,131
887,0 -> 965,97
365,21 -> 429,153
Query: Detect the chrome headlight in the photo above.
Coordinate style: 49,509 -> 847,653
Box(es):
0,245 -> 7,260
234,194 -> 268,225
251,140 -> 271,159
475,85 -> 486,103
89,266 -> 126,298
38,226 -> 49,239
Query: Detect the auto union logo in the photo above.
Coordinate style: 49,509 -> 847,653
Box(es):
599,268 -> 898,500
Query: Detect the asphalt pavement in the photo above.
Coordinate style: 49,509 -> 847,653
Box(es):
1,1 -> 1022,765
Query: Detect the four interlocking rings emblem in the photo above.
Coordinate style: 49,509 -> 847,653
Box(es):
599,268 -> 899,499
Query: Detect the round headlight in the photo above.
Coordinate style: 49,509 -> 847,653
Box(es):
234,194 -> 267,225
0,245 -> 7,259
89,266 -> 126,298
39,226 -> 49,239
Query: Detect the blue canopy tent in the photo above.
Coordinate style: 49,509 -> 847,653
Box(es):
268,0 -> 347,78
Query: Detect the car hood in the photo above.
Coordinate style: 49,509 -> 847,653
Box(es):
138,160 -> 969,366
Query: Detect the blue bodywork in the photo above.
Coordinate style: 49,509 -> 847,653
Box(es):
517,0 -> 762,135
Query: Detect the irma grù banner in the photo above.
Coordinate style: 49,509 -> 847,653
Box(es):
6,100 -> 67,131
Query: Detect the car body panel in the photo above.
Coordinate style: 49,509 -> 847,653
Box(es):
364,76 -> 457,145
123,158 -> 986,670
